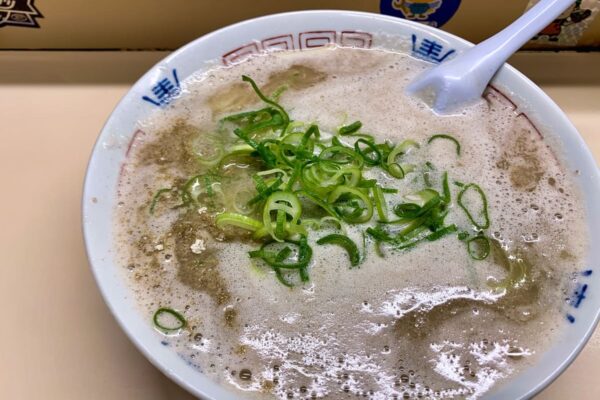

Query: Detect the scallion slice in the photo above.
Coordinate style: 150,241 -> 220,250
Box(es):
316,234 -> 361,267
467,235 -> 490,260
328,185 -> 374,224
457,183 -> 490,230
249,236 -> 313,286
295,190 -> 340,219
241,75 -> 290,133
153,308 -> 186,333
386,140 -> 419,178
216,213 -> 263,232
354,138 -> 382,166
263,191 -> 302,241
149,188 -> 172,215
338,120 -> 362,135
427,134 -> 461,156
372,184 -> 389,222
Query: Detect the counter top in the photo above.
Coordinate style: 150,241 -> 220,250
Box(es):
1,51 -> 598,399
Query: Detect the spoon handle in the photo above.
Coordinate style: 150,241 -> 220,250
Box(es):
469,0 -> 575,81
406,0 -> 577,113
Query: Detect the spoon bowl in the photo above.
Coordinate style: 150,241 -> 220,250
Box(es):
407,0 -> 576,113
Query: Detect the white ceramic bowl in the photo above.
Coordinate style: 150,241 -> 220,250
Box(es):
83,10 -> 600,400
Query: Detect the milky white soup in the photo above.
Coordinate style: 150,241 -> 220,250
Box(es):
115,47 -> 587,399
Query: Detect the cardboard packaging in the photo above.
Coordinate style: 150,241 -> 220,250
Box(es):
1,0 -> 599,50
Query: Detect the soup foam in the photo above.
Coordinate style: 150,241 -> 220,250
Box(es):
115,47 -> 587,399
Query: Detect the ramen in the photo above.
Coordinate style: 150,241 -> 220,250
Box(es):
115,46 -> 587,399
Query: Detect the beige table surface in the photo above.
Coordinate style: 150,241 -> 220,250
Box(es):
0,51 -> 599,400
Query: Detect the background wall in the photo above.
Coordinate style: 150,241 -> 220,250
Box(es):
1,0 -> 599,50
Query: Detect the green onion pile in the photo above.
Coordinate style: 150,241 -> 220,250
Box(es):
150,75 -> 494,287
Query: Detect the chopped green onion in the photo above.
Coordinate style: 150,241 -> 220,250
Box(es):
218,144 -> 255,166
270,85 -> 288,101
388,140 -> 419,163
275,208 -> 286,239
428,134 -> 461,156
442,171 -> 451,204
300,160 -> 361,195
216,213 -> 263,232
249,237 -> 312,270
355,138 -> 382,166
320,216 -> 345,232
164,74 -> 500,287
248,173 -> 284,205
285,163 -> 303,191
279,127 -> 318,166
372,184 -> 389,222
149,188 -> 172,215
319,146 -> 364,168
330,136 -> 346,148
357,179 -> 376,188
338,121 -> 362,135
328,185 -> 373,224
382,217 -> 428,237
394,189 -> 441,218
374,241 -> 385,258
301,216 -> 344,233
249,236 -> 312,286
386,162 -> 416,180
274,269 -> 294,287
387,163 -> 405,179
233,128 -> 278,168
317,234 -> 361,267
153,308 -> 186,332
457,183 -> 490,230
241,75 -> 290,133
384,140 -> 419,179
181,175 -> 204,205
257,168 -> 288,178
457,231 -> 469,241
295,190 -> 340,218
368,223 -> 457,252
366,225 -> 396,243
274,245 -> 292,262
392,203 -> 421,218
221,106 -> 271,124
423,171 -> 433,187
263,191 -> 302,241
252,221 -> 307,240
467,235 -> 490,260
425,224 -> 457,241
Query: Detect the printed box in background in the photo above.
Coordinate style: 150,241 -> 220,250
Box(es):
1,0 -> 599,50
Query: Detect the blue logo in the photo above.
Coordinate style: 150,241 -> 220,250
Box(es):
380,0 -> 462,28
142,69 -> 181,107
411,34 -> 455,63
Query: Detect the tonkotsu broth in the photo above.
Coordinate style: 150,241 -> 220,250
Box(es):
115,47 -> 587,399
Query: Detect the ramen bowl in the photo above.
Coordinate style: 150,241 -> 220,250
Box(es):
82,10 -> 600,399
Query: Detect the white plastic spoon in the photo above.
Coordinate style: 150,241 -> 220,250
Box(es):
406,0 -> 576,114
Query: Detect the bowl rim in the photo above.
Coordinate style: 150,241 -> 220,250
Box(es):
82,9 -> 600,400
